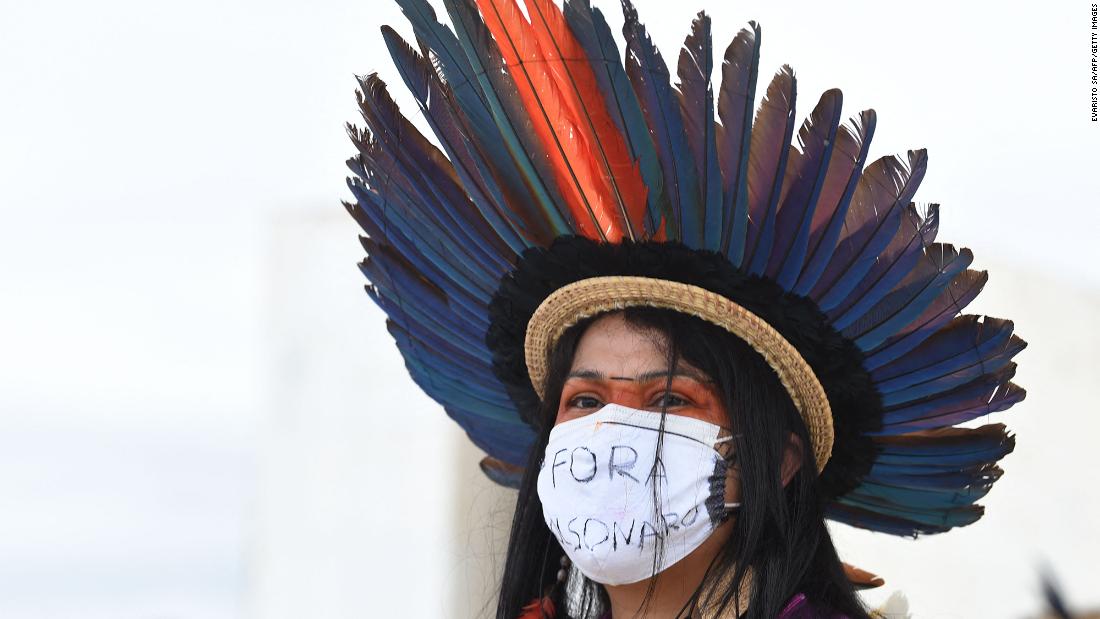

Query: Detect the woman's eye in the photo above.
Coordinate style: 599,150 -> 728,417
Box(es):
653,392 -> 688,408
569,395 -> 603,409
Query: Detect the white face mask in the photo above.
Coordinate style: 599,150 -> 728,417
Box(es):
536,403 -> 738,586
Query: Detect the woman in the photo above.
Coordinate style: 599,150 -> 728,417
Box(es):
497,307 -> 869,618
343,0 -> 1026,616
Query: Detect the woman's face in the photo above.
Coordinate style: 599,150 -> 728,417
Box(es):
546,312 -> 804,598
554,312 -> 742,590
555,312 -> 730,430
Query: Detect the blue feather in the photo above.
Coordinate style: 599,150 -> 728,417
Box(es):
872,424 -> 1014,470
829,204 -> 939,330
390,322 -> 495,376
872,449 -> 1010,469
878,380 -> 1025,434
353,74 -> 513,280
349,185 -> 473,298
675,11 -> 722,248
766,88 -> 843,289
372,286 -> 491,359
387,326 -> 517,415
374,289 -> 490,363
394,0 -> 487,119
479,457 -> 525,488
850,245 -> 974,351
405,357 -> 531,460
742,66 -> 796,273
862,268 -> 988,369
873,315 -> 1014,391
865,466 -> 1004,491
809,149 -> 927,310
837,493 -> 983,529
621,0 -> 699,241
348,178 -> 494,300
395,338 -> 498,394
825,503 -> 933,536
791,110 -> 876,295
876,320 -> 1025,403
380,26 -> 530,254
397,350 -> 514,411
349,90 -> 503,288
850,479 -> 994,509
357,231 -> 488,323
358,285 -> 536,467
458,409 -> 534,466
716,22 -> 759,262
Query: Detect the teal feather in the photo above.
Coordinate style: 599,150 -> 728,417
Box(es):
441,0 -> 576,236
837,493 -> 984,529
394,0 -> 547,235
850,479 -> 995,509
380,26 -> 530,254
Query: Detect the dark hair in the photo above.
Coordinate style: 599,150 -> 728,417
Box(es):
496,307 -> 871,619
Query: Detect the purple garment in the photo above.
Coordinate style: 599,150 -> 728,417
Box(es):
595,593 -> 849,618
779,593 -> 850,618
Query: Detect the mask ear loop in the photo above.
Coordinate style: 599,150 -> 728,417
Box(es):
714,434 -> 743,512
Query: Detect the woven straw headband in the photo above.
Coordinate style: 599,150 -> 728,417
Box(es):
524,276 -> 834,473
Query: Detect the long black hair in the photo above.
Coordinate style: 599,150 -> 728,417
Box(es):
496,307 -> 871,619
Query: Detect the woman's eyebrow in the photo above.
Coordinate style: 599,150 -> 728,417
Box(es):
565,368 -> 710,382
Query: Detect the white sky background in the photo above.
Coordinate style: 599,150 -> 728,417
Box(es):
1,0 -> 1097,617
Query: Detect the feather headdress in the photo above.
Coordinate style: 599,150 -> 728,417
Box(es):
344,0 -> 1025,537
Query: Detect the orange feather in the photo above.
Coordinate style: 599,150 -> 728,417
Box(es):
475,0 -> 647,241
475,0 -> 599,239
524,0 -> 649,238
